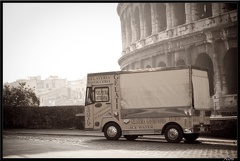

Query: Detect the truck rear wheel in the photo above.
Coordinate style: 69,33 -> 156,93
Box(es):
104,123 -> 122,140
124,135 -> 138,141
164,125 -> 183,143
183,133 -> 199,142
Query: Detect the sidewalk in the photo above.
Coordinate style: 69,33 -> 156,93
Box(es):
3,129 -> 237,144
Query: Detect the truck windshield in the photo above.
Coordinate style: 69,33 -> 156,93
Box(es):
85,87 -> 94,105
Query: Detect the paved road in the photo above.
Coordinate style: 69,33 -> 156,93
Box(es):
2,129 -> 238,158
2,128 -> 237,143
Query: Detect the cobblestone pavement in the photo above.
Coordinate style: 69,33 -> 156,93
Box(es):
3,134 -> 238,158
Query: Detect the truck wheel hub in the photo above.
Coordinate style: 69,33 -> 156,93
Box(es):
107,126 -> 117,137
168,128 -> 179,140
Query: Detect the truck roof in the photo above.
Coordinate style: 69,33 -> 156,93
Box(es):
87,65 -> 208,76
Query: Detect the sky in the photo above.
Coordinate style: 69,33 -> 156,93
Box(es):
3,3 -> 122,83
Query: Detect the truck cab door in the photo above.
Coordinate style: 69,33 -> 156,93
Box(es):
85,87 -> 95,130
85,85 -> 112,130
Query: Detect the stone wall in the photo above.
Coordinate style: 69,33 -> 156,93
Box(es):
3,105 -> 85,129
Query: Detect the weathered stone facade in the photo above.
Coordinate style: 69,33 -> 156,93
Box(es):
117,3 -> 237,114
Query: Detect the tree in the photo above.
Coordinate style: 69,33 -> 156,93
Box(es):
3,82 -> 40,107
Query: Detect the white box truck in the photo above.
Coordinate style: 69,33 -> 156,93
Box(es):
85,65 -> 211,143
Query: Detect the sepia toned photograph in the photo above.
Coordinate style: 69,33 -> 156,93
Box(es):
2,1 -> 238,159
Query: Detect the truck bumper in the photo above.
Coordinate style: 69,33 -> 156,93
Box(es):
193,124 -> 211,133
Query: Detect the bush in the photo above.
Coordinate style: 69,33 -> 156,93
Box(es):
3,105 -> 85,129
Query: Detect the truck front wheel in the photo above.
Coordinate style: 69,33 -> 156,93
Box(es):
164,125 -> 183,143
104,123 -> 122,140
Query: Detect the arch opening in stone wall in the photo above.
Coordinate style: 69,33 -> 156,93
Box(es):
143,3 -> 152,37
172,3 -> 186,27
176,59 -> 186,66
146,65 -> 151,68
130,62 -> 135,70
222,3 -> 237,12
156,3 -> 167,32
157,62 -> 167,67
195,53 -> 214,96
134,61 -> 141,69
198,3 -> 212,19
223,48 -> 237,95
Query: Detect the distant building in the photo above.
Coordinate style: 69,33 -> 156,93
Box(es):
4,76 -> 87,106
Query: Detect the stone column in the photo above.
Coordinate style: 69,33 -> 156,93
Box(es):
120,18 -> 127,50
185,3 -> 192,23
150,3 -> 157,35
185,45 -> 193,65
129,5 -> 136,44
123,13 -> 129,48
212,3 -> 221,17
139,7 -> 145,40
140,59 -> 144,69
152,56 -> 156,68
205,31 -> 222,111
166,3 -> 172,29
166,52 -> 173,67
143,4 -> 152,37
219,29 -> 229,95
126,15 -> 132,47
191,3 -> 201,21
131,14 -> 136,43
